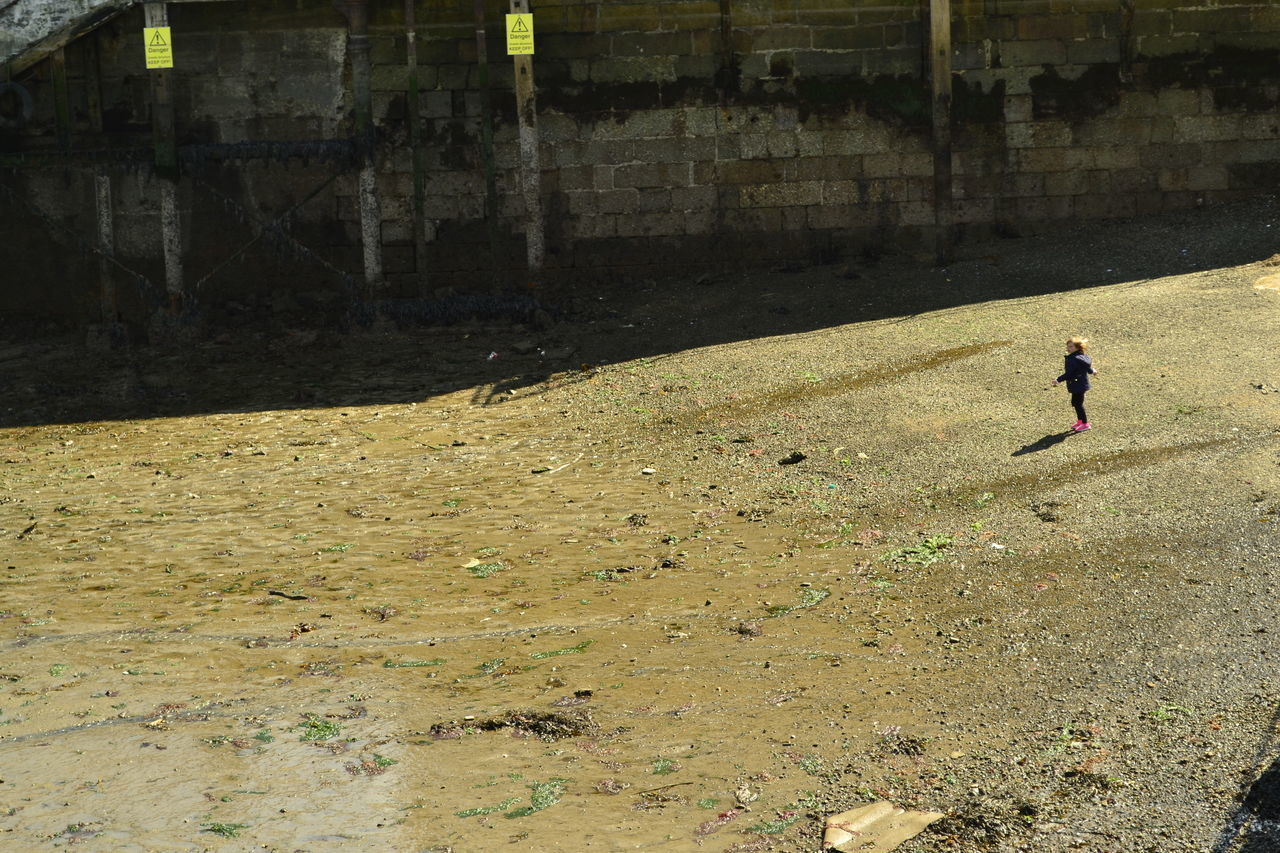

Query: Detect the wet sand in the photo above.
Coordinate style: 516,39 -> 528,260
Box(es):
2,199 -> 1280,851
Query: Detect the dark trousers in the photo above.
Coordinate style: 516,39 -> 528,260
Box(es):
1070,391 -> 1087,424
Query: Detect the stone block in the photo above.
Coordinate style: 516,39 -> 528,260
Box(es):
569,214 -> 617,240
595,188 -> 636,214
588,56 -> 677,84
1004,94 -> 1034,123
787,155 -> 858,181
661,1 -> 720,30
1005,120 -> 1073,149
1014,195 -> 1073,222
739,132 -> 771,160
1043,170 -> 1090,196
862,45 -> 923,76
793,49 -> 860,77
637,136 -> 688,164
616,211 -> 684,238
717,159 -> 787,184
766,131 -> 799,158
1139,143 -> 1203,169
753,26 -> 813,51
823,180 -> 861,204
807,204 -> 858,230
683,107 -> 720,137
740,181 -> 823,207
952,197 -> 996,224
596,4 -> 664,33
671,185 -> 717,210
1137,33 -> 1198,57
864,177 -> 907,203
812,26 -> 887,51
1109,168 -> 1158,193
1173,114 -> 1242,144
682,137 -> 718,161
1072,192 -> 1136,219
1093,145 -> 1142,169
793,0 -> 859,26
1016,146 -> 1095,172
1156,88 -> 1201,117
595,108 -> 678,139
1007,172 -> 1045,198
723,207 -> 782,232
1241,114 -> 1280,141
610,31 -> 694,57
683,207 -> 717,234
781,206 -> 808,231
556,166 -> 595,192
1067,38 -> 1121,65
1185,165 -> 1229,191
637,188 -> 673,213
614,162 -> 692,188
1075,118 -> 1152,147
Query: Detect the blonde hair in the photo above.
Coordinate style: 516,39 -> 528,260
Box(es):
1067,336 -> 1090,353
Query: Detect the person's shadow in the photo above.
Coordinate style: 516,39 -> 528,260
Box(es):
1011,431 -> 1076,456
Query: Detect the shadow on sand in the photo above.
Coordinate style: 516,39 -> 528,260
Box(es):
1011,431 -> 1078,456
1,196 -> 1276,430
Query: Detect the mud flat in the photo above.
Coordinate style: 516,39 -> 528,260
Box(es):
1,198 -> 1279,851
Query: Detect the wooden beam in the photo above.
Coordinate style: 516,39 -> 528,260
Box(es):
475,0 -> 500,274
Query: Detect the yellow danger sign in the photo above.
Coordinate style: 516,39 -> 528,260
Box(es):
144,27 -> 174,69
506,13 -> 534,55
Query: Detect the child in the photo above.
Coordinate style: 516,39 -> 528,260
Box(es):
1052,337 -> 1098,431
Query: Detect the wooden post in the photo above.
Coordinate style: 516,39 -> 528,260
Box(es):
510,0 -> 543,277
929,0 -> 953,266
346,0 -> 383,292
50,48 -> 71,151
475,0 -> 501,273
144,2 -> 183,312
84,34 -> 116,324
406,0 -> 428,292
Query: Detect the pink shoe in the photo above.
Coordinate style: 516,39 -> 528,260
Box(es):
1070,420 -> 1083,430
1074,422 -> 1091,431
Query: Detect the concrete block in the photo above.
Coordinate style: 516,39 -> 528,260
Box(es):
752,26 -> 813,51
716,160 -> 784,185
1156,88 -> 1202,117
796,131 -> 825,157
999,38 -> 1068,68
682,137 -> 718,161
637,136 -> 688,164
1074,118 -> 1152,147
661,1 -> 720,30
1067,38 -> 1121,65
793,49 -> 860,77
683,107 -> 720,137
1017,15 -> 1087,41
740,181 -> 823,207
788,155 -> 859,181
596,108 -> 678,139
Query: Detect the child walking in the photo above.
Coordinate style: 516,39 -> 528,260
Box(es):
1052,336 -> 1098,431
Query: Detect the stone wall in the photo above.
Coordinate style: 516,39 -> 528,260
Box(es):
0,0 -> 1278,320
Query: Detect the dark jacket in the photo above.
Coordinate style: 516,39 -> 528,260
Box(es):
1058,352 -> 1094,392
